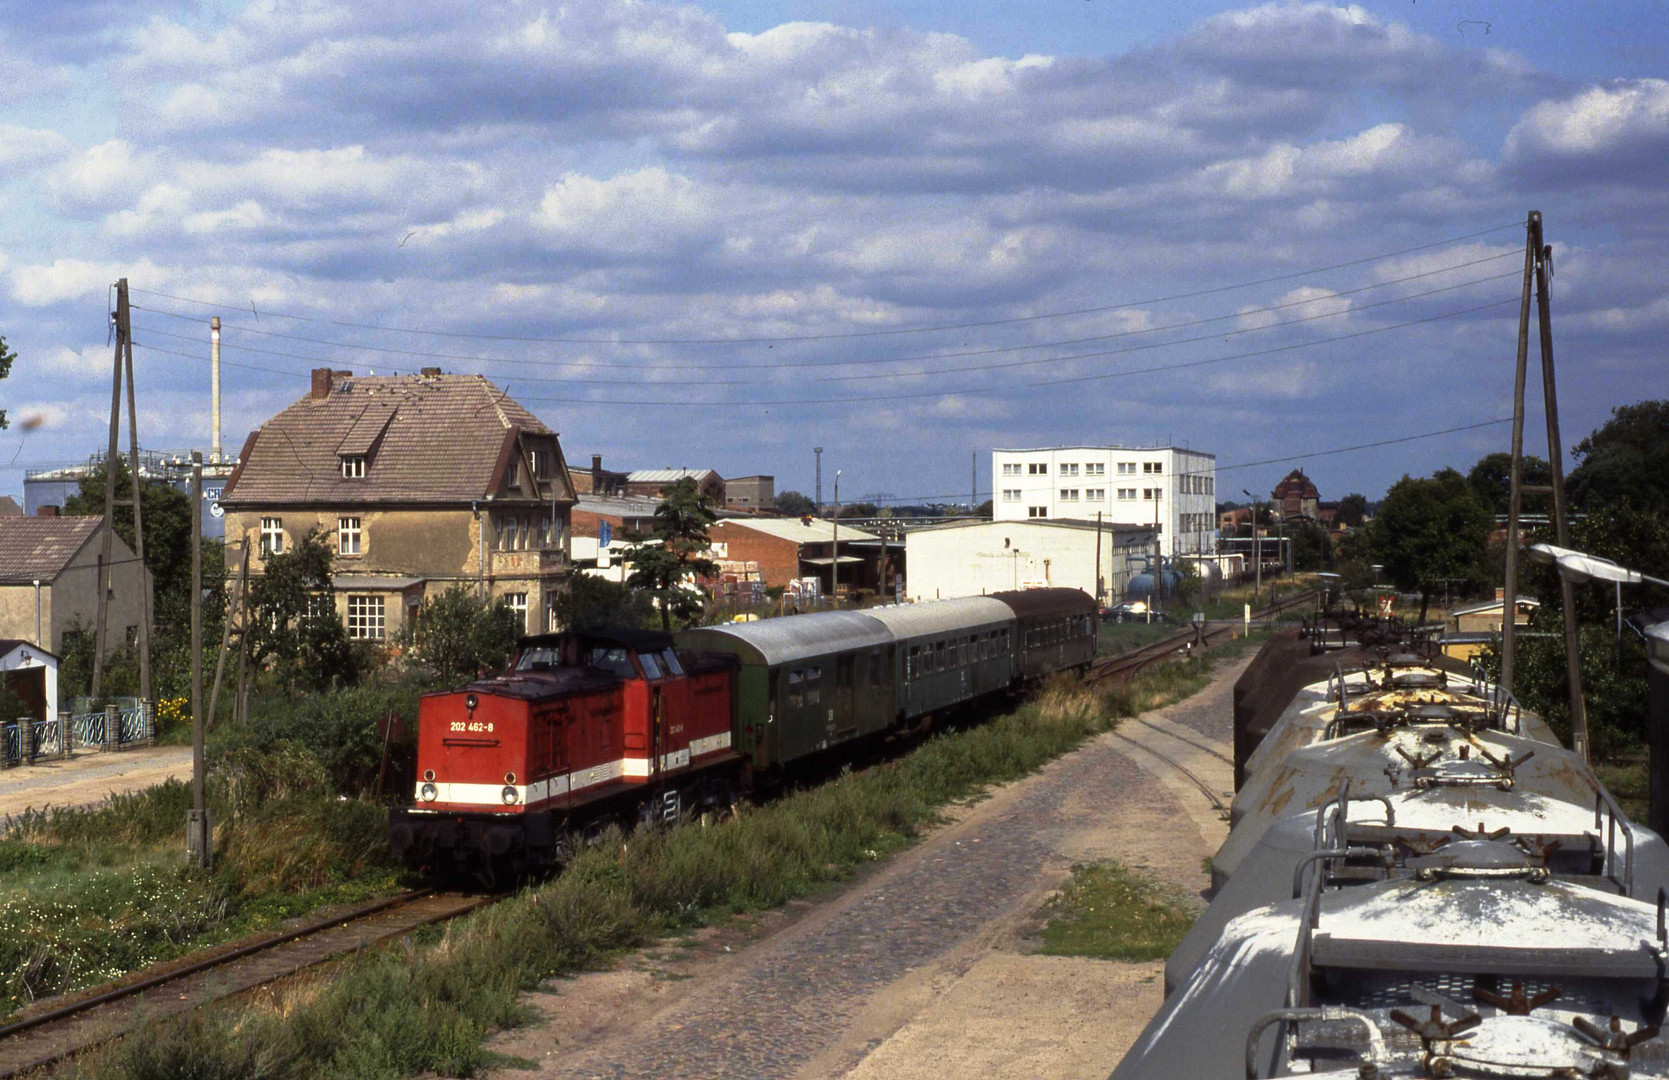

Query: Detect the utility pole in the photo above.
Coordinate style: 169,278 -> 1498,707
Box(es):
92,284 -> 125,696
1095,510 -> 1104,609
971,450 -> 976,515
122,285 -> 150,704
1501,210 -> 1587,759
207,542 -> 248,730
1243,489 -> 1262,603
1150,472 -> 1162,623
187,452 -> 210,867
814,447 -> 824,512
832,469 -> 842,603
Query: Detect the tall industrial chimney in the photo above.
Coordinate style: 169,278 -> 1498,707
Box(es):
210,316 -> 222,462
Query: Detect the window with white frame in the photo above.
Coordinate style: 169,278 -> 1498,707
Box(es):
1002,463 -> 1021,476
1002,489 -> 1021,502
1060,488 -> 1079,501
1061,463 -> 1079,477
340,454 -> 366,479
1117,488 -> 1136,500
1143,488 -> 1162,501
338,516 -> 362,555
1144,461 -> 1163,474
346,595 -> 384,639
1028,506 -> 1048,518
1086,462 -> 1105,476
1087,488 -> 1106,501
1028,463 -> 1047,475
506,592 -> 529,632
260,517 -> 284,556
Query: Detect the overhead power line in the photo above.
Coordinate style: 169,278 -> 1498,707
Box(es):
131,294 -> 1518,407
129,249 -> 1518,375
126,221 -> 1522,346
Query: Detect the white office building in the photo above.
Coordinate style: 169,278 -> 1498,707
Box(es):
992,445 -> 1217,558
905,519 -> 1156,603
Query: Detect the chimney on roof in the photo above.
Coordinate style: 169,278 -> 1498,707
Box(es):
421,367 -> 442,377
311,368 -> 334,399
36,505 -> 58,517
592,454 -> 603,476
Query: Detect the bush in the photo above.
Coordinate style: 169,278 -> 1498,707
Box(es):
244,681 -> 425,797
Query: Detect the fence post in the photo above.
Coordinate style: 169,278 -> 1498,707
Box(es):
2,724 -> 12,769
145,699 -> 156,747
104,704 -> 119,752
20,716 -> 34,765
60,712 -> 73,759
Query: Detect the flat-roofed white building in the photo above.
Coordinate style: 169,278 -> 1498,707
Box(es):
992,445 -> 1216,557
905,518 -> 1155,604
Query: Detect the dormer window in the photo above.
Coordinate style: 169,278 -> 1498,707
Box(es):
341,454 -> 366,479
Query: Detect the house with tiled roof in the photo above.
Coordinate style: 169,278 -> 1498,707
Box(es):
0,510 -> 150,655
220,368 -> 577,641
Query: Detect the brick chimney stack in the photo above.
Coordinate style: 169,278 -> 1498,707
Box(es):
311,368 -> 334,399
36,505 -> 58,517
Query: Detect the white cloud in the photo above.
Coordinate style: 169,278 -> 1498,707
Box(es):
1505,78 -> 1669,169
0,124 -> 72,170
47,140 -> 157,214
8,258 -> 175,306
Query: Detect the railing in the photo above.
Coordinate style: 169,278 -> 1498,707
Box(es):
3,702 -> 153,767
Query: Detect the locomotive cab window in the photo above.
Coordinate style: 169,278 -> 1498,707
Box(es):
590,647 -> 637,678
659,649 -> 684,676
515,646 -> 559,671
639,653 -> 664,680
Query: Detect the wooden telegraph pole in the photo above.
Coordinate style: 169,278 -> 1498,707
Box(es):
1500,211 -> 1587,758
91,279 -> 150,701
188,452 -> 211,867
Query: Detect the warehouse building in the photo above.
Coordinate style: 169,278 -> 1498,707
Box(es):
991,445 -> 1216,557
904,518 -> 1156,604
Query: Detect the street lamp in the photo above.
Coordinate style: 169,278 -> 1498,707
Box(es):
1532,542 -> 1669,664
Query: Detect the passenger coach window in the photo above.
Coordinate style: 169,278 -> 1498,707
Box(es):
805,669 -> 822,705
788,670 -> 804,707
908,646 -> 921,679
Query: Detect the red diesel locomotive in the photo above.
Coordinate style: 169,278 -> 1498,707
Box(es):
389,628 -> 742,880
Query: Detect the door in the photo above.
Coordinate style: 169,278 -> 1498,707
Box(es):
837,653 -> 857,737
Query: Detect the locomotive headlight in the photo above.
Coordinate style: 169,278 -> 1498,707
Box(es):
465,693 -> 479,712
501,785 -> 519,805
504,772 -> 517,785
420,782 -> 438,802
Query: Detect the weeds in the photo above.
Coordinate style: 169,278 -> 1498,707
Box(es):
1034,862 -> 1197,962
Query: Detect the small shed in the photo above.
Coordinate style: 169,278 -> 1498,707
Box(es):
0,639 -> 59,722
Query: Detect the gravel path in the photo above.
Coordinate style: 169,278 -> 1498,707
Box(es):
492,652 -> 1250,1080
0,746 -> 193,823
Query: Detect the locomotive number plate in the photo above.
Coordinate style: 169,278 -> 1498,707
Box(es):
449,721 -> 496,733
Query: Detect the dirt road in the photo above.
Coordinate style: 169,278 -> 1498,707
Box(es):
0,746 -> 193,822
487,655 -> 1244,1080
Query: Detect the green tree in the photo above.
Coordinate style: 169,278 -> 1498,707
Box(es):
549,574 -> 656,633
247,527 -> 356,690
1288,520 -> 1333,572
1369,468 -> 1491,624
1566,400 -> 1669,512
1466,452 -> 1551,518
0,334 -> 13,431
838,502 -> 879,519
773,490 -> 816,517
403,585 -> 521,684
1335,493 -> 1369,529
622,478 -> 720,631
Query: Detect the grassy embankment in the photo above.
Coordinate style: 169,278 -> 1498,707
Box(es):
0,684 -> 427,1022
73,644 -> 1252,1080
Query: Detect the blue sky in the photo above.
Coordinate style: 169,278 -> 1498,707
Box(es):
2,1 -> 1667,510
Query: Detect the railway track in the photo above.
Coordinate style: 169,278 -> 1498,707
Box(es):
0,887 -> 492,1078
1085,589 -> 1316,686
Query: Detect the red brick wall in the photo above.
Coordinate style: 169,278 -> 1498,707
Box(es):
711,522 -> 802,587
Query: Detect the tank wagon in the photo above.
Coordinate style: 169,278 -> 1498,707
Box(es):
392,588 -> 1096,879
1112,622 -> 1669,1079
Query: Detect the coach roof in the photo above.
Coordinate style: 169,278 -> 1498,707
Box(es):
678,610 -> 891,667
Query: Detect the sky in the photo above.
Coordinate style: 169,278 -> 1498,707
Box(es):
2,0 -> 1667,511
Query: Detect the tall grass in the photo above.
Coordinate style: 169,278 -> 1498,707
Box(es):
75,649 -> 1234,1080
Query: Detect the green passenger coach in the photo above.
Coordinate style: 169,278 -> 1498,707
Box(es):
677,611 -> 895,774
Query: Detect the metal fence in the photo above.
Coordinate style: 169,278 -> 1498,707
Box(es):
3,701 -> 153,767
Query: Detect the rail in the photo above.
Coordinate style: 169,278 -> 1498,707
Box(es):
1086,589 -> 1317,686
0,888 -> 492,1078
